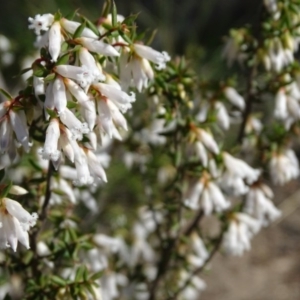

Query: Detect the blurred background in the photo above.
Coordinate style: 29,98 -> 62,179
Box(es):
1,1 -> 300,299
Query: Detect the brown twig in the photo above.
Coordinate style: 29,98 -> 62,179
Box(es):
237,66 -> 256,143
40,161 -> 54,221
167,229 -> 225,300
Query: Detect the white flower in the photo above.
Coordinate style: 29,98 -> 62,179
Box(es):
179,271 -> 206,300
119,50 -> 155,92
223,212 -> 260,256
245,183 -> 281,226
100,273 -> 127,300
79,47 -> 106,82
93,234 -> 123,253
224,87 -> 245,110
194,142 -> 208,167
53,76 -> 67,113
264,0 -> 278,15
63,78 -> 89,105
194,128 -> 219,155
59,108 -> 89,140
75,37 -> 120,57
33,76 -> 45,99
269,149 -> 299,185
9,110 -> 30,152
188,232 -> 209,269
215,101 -> 230,130
93,83 -> 135,113
184,175 -> 230,214
0,198 -> 38,251
86,150 -> 107,182
133,44 -> 170,70
0,34 -> 11,52
48,21 -> 62,62
0,117 -> 13,154
73,152 -> 94,186
220,152 -> 260,196
9,185 -> 28,195
39,118 -> 61,161
55,65 -> 94,89
28,14 -> 54,35
60,18 -> 98,39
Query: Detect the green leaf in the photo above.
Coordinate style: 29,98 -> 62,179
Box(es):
67,101 -> 77,109
0,88 -> 12,100
65,9 -> 78,20
19,67 -> 32,76
146,29 -> 157,45
111,1 -> 117,27
56,53 -> 70,66
84,282 -> 97,298
54,11 -> 62,22
51,275 -> 67,286
46,108 -> 58,118
118,30 -> 132,44
0,169 -> 5,182
69,45 -> 82,53
60,41 -> 69,53
33,66 -> 47,78
89,270 -> 104,281
0,181 -> 12,198
44,73 -> 56,82
52,188 -> 66,196
73,21 -> 86,39
122,13 -> 139,26
101,0 -> 111,17
22,250 -> 34,264
79,15 -> 100,37
75,266 -> 86,282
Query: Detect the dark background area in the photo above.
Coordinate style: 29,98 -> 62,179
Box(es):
0,0 -> 261,83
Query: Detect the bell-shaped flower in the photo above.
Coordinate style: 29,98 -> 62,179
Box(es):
179,271 -> 206,300
93,82 -> 135,113
119,49 -> 155,92
133,44 -> 170,70
222,212 -> 260,256
220,152 -> 261,196
269,149 -> 299,185
96,98 -> 128,139
79,47 -> 106,83
215,101 -> 230,130
0,198 -> 38,251
52,76 -> 67,113
194,128 -> 219,155
33,76 -> 45,99
73,149 -> 94,186
48,21 -> 62,62
9,110 -> 30,153
245,183 -> 281,226
75,37 -> 120,57
224,87 -> 245,110
39,118 -> 61,161
86,149 -> 107,182
184,174 -> 230,214
55,65 -> 94,89
59,108 -> 89,140
60,18 -> 98,39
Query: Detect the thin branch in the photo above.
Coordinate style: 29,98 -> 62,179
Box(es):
182,209 -> 203,236
40,161 -> 54,221
167,230 -> 225,300
237,66 -> 256,143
